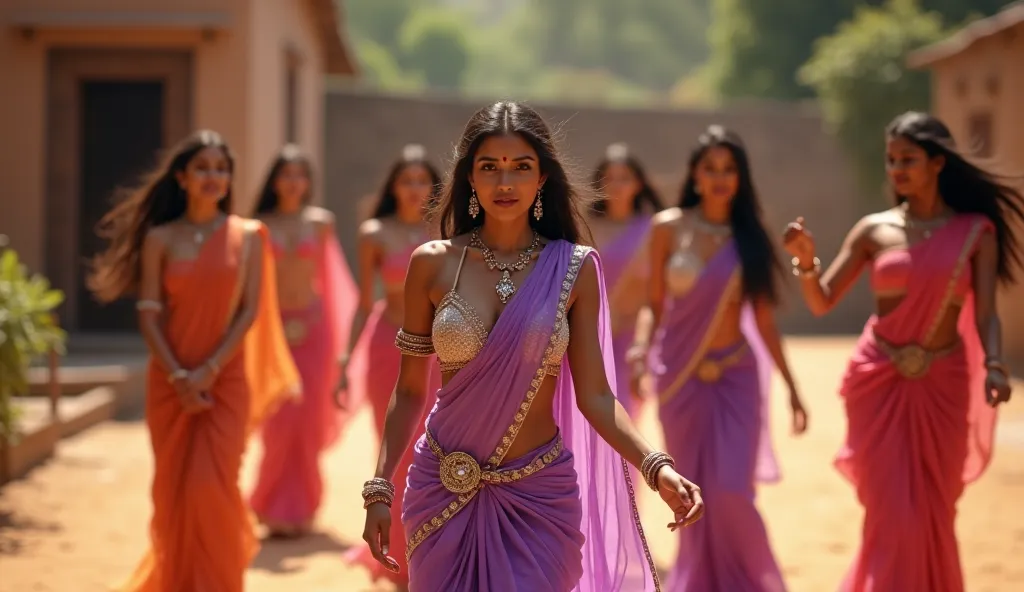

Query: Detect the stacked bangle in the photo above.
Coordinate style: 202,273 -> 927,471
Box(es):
362,478 -> 396,508
167,369 -> 189,384
791,256 -> 821,278
640,451 -> 676,491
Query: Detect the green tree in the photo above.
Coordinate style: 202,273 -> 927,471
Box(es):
800,0 -> 946,193
398,8 -> 471,90
344,0 -> 416,50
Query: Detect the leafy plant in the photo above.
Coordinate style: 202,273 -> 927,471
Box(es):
0,246 -> 66,443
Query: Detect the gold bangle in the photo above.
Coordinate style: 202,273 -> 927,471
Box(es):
791,256 -> 821,278
167,369 -> 188,384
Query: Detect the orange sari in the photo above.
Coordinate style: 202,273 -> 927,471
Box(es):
122,215 -> 299,591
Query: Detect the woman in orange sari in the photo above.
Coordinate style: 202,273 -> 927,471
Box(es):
88,130 -> 299,592
784,112 -> 1021,591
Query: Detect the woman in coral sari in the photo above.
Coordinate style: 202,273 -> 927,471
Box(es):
589,143 -> 663,416
88,130 -> 299,591
783,112 -> 1021,591
341,144 -> 443,585
635,126 -> 807,591
248,145 -> 357,537
359,101 -> 705,592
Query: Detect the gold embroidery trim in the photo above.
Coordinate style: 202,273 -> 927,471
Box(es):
657,270 -> 741,403
621,456 -> 662,591
488,244 -> 589,468
405,432 -> 565,560
920,220 -> 983,346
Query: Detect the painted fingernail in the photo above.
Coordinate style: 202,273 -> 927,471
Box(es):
382,545 -> 389,555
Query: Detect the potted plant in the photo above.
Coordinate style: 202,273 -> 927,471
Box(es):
0,239 -> 66,455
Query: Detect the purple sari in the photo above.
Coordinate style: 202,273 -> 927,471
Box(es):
650,241 -> 783,592
601,215 -> 653,417
403,241 -> 659,591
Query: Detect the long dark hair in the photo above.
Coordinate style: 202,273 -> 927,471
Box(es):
370,144 -> 442,220
679,125 -> 782,303
887,111 -> 1024,283
88,130 -> 235,302
253,144 -> 313,215
591,143 -> 663,216
435,101 -> 592,244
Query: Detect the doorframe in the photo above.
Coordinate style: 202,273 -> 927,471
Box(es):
46,49 -> 193,331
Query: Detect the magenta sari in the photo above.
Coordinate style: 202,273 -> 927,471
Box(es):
836,215 -> 995,592
650,240 -> 782,592
249,234 -> 356,528
402,241 -> 659,591
601,215 -> 653,417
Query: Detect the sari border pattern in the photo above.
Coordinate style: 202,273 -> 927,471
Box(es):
487,244 -> 589,468
657,269 -> 741,403
921,219 -> 984,345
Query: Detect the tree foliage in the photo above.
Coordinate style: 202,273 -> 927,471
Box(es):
398,8 -> 470,90
800,0 -> 946,193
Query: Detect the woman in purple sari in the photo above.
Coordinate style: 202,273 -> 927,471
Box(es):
635,126 -> 808,591
589,143 -> 663,416
359,101 -> 705,592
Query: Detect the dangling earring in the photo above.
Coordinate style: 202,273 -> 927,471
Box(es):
469,188 -> 480,219
533,187 -> 544,220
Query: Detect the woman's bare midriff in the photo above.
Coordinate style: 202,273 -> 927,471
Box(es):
704,300 -> 748,351
876,296 -> 963,350
276,256 -> 318,311
439,371 -> 560,464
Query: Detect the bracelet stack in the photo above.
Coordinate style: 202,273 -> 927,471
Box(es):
395,329 -> 435,356
640,451 -> 676,491
362,478 -> 396,509
791,256 -> 821,278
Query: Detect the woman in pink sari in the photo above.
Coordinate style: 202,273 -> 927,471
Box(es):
589,143 -> 663,416
341,144 -> 443,585
248,145 -> 357,537
357,101 -> 705,592
783,112 -> 1021,591
636,126 -> 808,591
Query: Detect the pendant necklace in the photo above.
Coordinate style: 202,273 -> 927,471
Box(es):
471,229 -> 541,304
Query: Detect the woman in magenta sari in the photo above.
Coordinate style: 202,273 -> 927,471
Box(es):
341,144 -> 443,585
636,126 -> 808,591
359,101 -> 705,592
589,143 -> 663,415
248,145 -> 357,537
783,112 -> 1020,591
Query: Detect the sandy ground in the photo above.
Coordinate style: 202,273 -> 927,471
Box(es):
2,337 -> 1024,591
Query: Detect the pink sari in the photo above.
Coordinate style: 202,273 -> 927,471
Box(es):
249,233 -> 356,528
650,240 -> 781,591
836,214 -> 996,592
403,241 -> 659,591
344,244 -> 440,584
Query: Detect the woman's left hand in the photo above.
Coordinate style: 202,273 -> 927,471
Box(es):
790,389 -> 809,435
985,369 -> 1012,407
656,466 -> 704,531
188,364 -> 217,394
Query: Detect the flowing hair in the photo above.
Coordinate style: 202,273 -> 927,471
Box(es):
887,111 -> 1024,283
591,143 -> 663,216
679,125 -> 782,303
434,101 -> 593,244
252,144 -> 313,215
87,130 -> 234,303
370,144 -> 442,220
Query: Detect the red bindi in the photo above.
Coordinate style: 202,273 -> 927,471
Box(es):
502,157 -> 507,162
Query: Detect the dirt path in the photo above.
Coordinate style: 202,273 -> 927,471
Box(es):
2,337 -> 1023,591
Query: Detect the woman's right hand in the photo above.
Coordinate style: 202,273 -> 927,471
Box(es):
362,502 -> 400,573
782,216 -> 817,268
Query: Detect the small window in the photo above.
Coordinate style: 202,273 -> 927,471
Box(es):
285,51 -> 300,143
967,112 -> 993,158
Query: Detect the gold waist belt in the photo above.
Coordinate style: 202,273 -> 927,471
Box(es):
872,332 -> 960,379
424,430 -> 563,494
694,342 -> 750,383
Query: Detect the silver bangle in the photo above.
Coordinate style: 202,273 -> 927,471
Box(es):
791,256 -> 821,278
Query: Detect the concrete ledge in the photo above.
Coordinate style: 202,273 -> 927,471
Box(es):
0,387 -> 118,485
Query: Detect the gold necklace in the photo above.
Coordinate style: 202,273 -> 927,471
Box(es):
186,215 -> 225,245
901,204 -> 950,239
470,229 -> 541,304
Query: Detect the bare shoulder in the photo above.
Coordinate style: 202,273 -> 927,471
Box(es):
408,239 -> 454,278
358,217 -> 384,238
652,206 -> 682,228
304,205 -> 335,227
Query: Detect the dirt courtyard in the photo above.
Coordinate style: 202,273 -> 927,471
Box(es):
2,337 -> 1024,591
